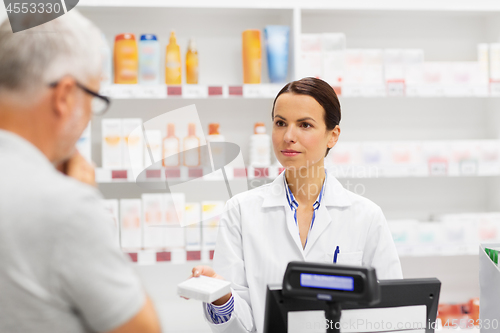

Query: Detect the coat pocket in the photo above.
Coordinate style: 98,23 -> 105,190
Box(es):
335,251 -> 363,266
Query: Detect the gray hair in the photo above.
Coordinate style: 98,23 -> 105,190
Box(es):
0,10 -> 102,100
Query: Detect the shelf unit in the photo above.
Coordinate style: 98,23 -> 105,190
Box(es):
2,2 -> 496,331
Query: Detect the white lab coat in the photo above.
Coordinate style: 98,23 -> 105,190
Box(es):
204,171 -> 402,333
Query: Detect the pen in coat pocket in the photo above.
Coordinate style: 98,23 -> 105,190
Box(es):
333,246 -> 340,263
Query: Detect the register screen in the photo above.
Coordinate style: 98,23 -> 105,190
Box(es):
300,273 -> 354,291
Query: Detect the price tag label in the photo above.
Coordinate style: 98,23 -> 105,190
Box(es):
459,160 -> 478,175
243,84 -> 267,98
135,85 -> 166,98
387,80 -> 405,96
208,86 -> 224,96
182,85 -> 208,98
228,86 -> 243,96
490,82 -> 500,96
428,159 -> 448,176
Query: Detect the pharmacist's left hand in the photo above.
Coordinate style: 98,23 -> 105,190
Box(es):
57,152 -> 96,187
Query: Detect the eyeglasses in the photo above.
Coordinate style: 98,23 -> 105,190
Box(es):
49,79 -> 111,116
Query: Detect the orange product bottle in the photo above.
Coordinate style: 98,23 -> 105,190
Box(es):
183,123 -> 201,167
162,123 -> 180,167
165,31 -> 182,85
114,33 -> 138,84
186,38 -> 199,84
242,30 -> 262,84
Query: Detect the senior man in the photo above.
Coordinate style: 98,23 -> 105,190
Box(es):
0,11 -> 161,333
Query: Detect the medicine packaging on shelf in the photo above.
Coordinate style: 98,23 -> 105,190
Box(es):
163,193 -> 185,249
387,220 -> 419,256
120,199 -> 142,250
141,192 -> 186,249
144,130 -> 162,167
102,119 -> 123,169
185,203 -> 202,250
298,34 -> 322,80
201,201 -> 225,250
321,33 -> 346,88
101,199 -> 120,247
122,118 -> 144,171
142,193 -> 165,249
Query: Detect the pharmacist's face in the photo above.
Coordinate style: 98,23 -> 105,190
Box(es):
272,93 -> 339,170
56,76 -> 99,162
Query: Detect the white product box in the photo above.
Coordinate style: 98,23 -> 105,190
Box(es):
343,49 -> 384,96
478,43 -> 489,84
478,140 -> 500,175
489,43 -> 500,81
448,140 -> 480,176
185,203 -> 202,250
387,220 -> 419,256
360,142 -> 389,165
439,213 -> 480,254
122,118 -> 143,170
101,119 -> 122,169
414,221 -> 445,256
329,142 -> 362,165
164,193 -> 185,249
102,199 -> 120,247
299,34 -> 322,80
142,193 -> 165,249
76,123 -> 92,164
419,62 -> 445,96
144,130 -> 162,168
403,49 -> 425,96
321,33 -> 346,88
384,49 -> 405,87
477,213 -> 500,243
422,141 -> 451,176
201,201 -> 225,250
177,275 -> 231,303
119,199 -> 142,250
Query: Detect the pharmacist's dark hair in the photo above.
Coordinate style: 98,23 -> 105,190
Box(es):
271,77 -> 341,157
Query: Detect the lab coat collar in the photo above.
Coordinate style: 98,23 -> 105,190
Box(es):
261,170 -> 352,208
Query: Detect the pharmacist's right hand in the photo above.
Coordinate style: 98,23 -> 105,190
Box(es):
189,265 -> 232,306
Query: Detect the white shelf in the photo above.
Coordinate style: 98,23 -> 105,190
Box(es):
123,247 -> 478,265
123,248 -> 213,265
78,0 -> 500,12
95,162 -> 500,184
100,84 -> 285,99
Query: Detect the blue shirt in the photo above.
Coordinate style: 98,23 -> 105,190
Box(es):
206,172 -> 327,324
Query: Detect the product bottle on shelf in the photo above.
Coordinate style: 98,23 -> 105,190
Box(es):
207,123 -> 225,169
165,31 -> 182,85
100,33 -> 112,85
162,123 -> 180,167
250,122 -> 271,167
139,34 -> 160,84
242,29 -> 262,84
183,123 -> 201,167
114,33 -> 138,84
264,26 -> 290,83
186,38 -> 199,84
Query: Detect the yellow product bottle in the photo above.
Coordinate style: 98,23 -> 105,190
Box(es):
186,38 -> 199,84
242,29 -> 261,84
165,31 -> 182,85
114,33 -> 138,84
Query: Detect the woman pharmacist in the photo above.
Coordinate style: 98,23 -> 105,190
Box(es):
191,77 -> 402,333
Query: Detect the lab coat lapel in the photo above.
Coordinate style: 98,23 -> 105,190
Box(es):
261,172 -> 305,257
304,175 -> 351,256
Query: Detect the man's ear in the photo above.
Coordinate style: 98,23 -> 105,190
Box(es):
51,77 -> 77,118
327,125 -> 341,149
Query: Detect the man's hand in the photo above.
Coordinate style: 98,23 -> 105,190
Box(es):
56,152 -> 96,187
